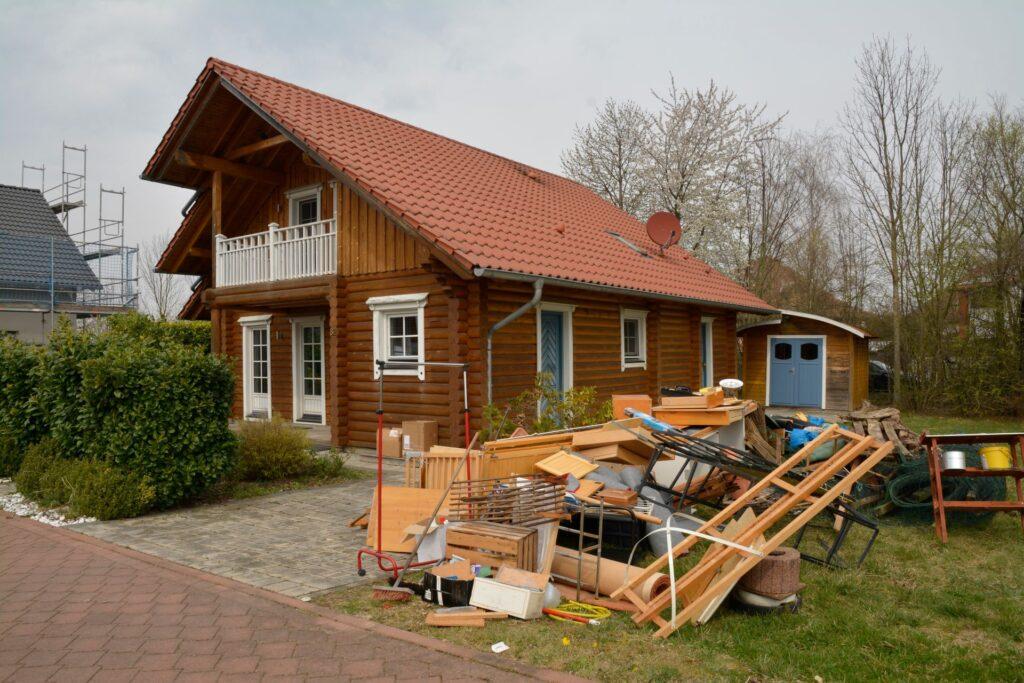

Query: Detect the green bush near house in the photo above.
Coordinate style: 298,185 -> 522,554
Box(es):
483,372 -> 613,439
13,438 -> 61,500
0,336 -> 45,474
236,417 -> 315,481
65,460 -> 155,520
78,341 -> 236,507
1,313 -> 234,516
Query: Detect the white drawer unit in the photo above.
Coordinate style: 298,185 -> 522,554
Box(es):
469,577 -> 545,620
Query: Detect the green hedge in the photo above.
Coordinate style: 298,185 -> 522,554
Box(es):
0,337 -> 45,474
78,341 -> 236,507
3,313 -> 234,514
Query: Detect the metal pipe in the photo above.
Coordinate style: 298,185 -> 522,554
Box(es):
485,278 -> 543,405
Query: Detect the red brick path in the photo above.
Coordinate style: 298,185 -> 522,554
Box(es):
0,513 -> 578,682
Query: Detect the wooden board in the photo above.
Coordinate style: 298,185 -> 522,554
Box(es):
576,443 -> 650,466
535,450 -> 599,479
572,479 -> 603,498
571,429 -> 654,457
365,486 -> 447,553
495,566 -> 549,591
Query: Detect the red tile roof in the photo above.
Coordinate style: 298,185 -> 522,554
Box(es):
146,58 -> 775,313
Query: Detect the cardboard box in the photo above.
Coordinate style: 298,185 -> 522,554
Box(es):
402,420 -> 438,453
423,560 -> 476,607
612,394 -> 653,420
382,426 -> 403,458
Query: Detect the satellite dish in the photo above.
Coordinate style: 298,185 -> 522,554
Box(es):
646,212 -> 681,254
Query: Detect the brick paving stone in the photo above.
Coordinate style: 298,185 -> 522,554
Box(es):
0,512 -> 579,682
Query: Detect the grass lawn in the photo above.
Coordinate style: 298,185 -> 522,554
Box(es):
316,414 -> 1024,681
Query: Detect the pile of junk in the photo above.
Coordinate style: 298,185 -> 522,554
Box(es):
355,386 -> 908,638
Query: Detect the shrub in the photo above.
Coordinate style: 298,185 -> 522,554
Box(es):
0,336 -> 45,465
34,320 -> 106,459
14,438 -> 61,500
311,449 -> 353,479
484,372 -> 613,439
78,342 -> 236,507
66,460 -> 155,520
236,417 -> 314,480
105,312 -> 211,352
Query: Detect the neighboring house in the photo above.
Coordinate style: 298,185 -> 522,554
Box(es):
738,310 -> 874,411
145,58 -> 775,448
0,184 -> 101,342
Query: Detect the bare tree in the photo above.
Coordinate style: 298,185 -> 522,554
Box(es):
647,77 -> 783,257
138,230 -> 190,320
561,98 -> 652,216
971,97 -> 1024,376
841,36 -> 938,403
731,134 -> 802,299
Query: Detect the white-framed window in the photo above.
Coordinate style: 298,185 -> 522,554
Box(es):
366,293 -> 428,380
287,184 -> 321,226
620,309 -> 648,370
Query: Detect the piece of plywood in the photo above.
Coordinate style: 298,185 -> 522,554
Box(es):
425,613 -> 486,628
577,443 -> 651,466
572,479 -> 604,499
496,566 -> 549,591
535,449 -> 598,479
365,487 -> 447,553
572,429 -> 653,458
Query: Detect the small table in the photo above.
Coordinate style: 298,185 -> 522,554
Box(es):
924,432 -> 1024,543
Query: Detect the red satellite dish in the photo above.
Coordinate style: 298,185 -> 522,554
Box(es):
646,211 -> 681,253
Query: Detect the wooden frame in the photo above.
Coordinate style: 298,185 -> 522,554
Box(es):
611,426 -> 893,638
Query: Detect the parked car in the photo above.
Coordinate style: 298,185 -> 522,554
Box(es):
869,360 -> 892,393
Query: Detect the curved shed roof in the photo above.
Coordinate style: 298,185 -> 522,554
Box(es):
737,309 -> 874,338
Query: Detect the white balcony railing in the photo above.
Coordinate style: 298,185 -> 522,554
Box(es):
215,218 -> 337,287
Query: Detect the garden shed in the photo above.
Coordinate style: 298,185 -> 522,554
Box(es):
738,310 -> 873,411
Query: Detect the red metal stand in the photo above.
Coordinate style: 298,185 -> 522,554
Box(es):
355,360 -> 472,579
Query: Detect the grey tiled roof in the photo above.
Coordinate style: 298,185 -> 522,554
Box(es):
0,184 -> 101,291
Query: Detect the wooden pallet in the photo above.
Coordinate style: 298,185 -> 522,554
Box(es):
611,425 -> 893,638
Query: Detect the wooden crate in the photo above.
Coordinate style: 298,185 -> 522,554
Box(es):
446,521 -> 537,571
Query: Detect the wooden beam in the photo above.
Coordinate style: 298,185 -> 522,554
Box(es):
205,284 -> 331,308
224,134 -> 288,160
211,171 -> 223,236
175,150 -> 283,185
188,247 -> 212,259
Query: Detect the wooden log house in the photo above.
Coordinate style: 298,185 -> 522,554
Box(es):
144,58 -> 777,448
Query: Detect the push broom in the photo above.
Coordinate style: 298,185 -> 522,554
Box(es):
372,431 -> 480,601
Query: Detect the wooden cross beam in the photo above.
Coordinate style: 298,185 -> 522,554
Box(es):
174,150 -> 283,185
224,134 -> 288,160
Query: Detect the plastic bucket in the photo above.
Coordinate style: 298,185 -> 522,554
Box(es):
941,450 -> 966,471
980,445 -> 1012,470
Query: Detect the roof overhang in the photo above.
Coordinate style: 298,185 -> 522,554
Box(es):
474,267 -> 780,315
737,309 -> 874,338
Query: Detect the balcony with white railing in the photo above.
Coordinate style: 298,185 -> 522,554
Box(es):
215,219 -> 337,288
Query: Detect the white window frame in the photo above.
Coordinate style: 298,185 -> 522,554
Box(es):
239,314 -> 273,420
765,334 -> 827,410
535,302 -> 575,391
286,183 -> 321,226
366,293 -> 428,380
700,316 -> 715,389
620,308 -> 648,371
290,316 -> 326,425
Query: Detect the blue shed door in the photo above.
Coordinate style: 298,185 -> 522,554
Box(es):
769,338 -> 823,408
539,310 -> 565,393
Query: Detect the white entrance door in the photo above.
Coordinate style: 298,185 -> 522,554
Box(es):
243,322 -> 271,418
293,320 -> 324,423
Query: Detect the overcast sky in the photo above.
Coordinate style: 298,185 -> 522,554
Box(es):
1,0 -> 1021,255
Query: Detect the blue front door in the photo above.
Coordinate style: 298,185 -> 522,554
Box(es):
539,311 -> 565,392
769,338 -> 823,408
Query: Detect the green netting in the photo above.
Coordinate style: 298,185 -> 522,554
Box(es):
886,446 -> 1006,526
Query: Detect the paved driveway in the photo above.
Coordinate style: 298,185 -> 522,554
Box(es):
0,512 -> 573,682
73,457 -> 400,598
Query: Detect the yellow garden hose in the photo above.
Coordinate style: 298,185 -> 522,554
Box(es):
544,600 -> 611,625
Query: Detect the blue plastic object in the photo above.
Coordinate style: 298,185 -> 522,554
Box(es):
789,428 -> 817,448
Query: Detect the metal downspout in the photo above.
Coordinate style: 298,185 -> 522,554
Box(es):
486,278 -> 543,406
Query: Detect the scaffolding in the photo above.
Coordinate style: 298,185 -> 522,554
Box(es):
19,142 -> 139,312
